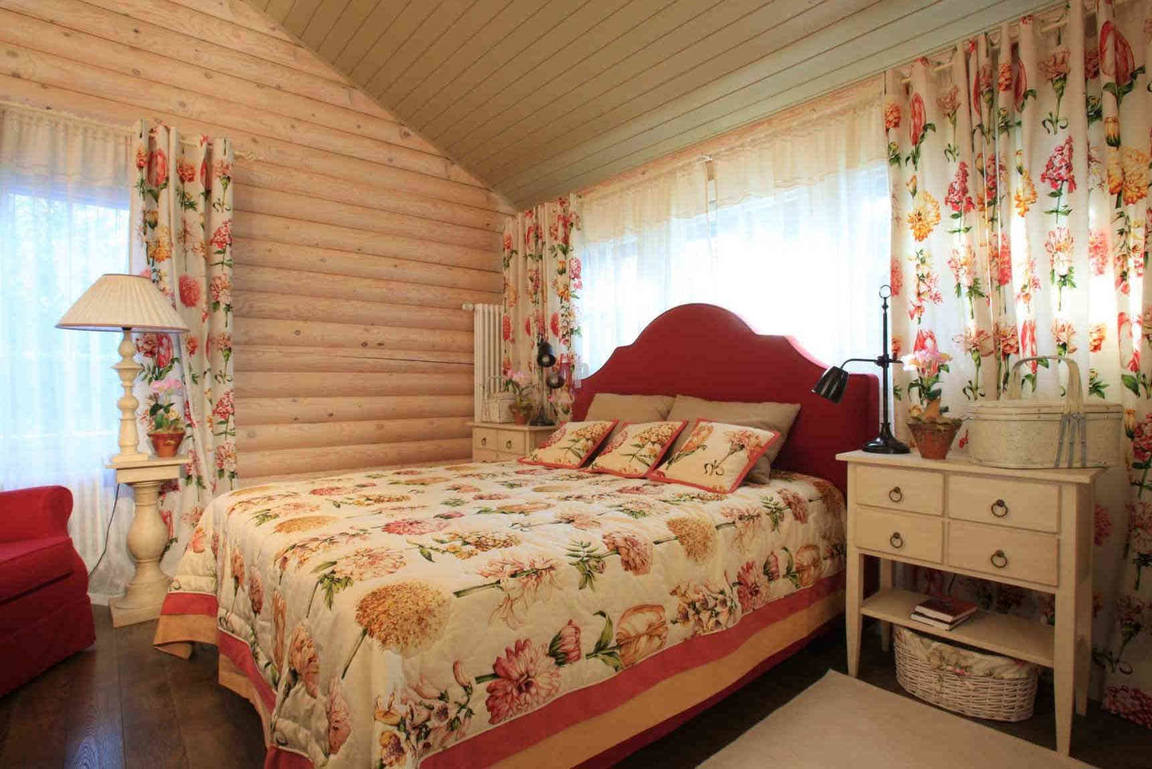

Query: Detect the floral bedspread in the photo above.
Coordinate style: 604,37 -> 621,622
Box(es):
166,461 -> 846,768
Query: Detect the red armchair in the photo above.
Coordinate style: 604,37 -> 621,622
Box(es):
0,486 -> 95,696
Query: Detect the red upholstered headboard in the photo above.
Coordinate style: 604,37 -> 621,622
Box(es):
572,304 -> 879,494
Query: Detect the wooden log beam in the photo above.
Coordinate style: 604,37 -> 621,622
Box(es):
237,438 -> 472,478
233,265 -> 495,311
239,395 -> 474,425
231,239 -> 502,293
234,345 -> 472,373
234,370 -> 474,398
233,212 -> 496,272
239,416 -> 471,452
233,317 -> 473,353
232,290 -> 473,331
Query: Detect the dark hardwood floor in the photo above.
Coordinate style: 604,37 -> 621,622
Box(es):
0,607 -> 1147,768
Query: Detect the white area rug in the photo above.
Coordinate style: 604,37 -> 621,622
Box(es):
700,671 -> 1094,769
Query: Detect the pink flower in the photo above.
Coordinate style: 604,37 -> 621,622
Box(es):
326,679 -> 352,755
209,274 -> 231,306
908,93 -> 927,146
550,312 -> 560,337
382,518 -> 448,536
147,148 -> 168,187
501,314 -> 512,341
1101,21 -> 1136,87
185,335 -> 199,357
135,146 -> 148,169
136,332 -> 174,369
945,162 -> 974,214
485,639 -> 561,724
1089,229 -> 1109,275
902,329 -> 951,377
736,560 -> 768,613
1013,58 -> 1029,111
190,527 -> 206,553
777,488 -> 809,523
502,232 -> 513,252
288,624 -> 320,697
548,620 -> 582,666
602,530 -> 653,575
215,441 -> 237,474
209,221 -> 232,252
1040,136 -> 1076,192
1104,686 -> 1152,728
177,158 -> 196,184
176,274 -> 201,308
212,390 -> 234,422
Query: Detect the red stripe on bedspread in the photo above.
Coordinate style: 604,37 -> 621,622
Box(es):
425,572 -> 844,769
161,591 -> 218,616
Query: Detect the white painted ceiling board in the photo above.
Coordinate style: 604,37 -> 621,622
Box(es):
246,0 -> 1058,208
472,0 -> 868,183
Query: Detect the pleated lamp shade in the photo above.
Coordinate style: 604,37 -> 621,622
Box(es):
57,273 -> 189,333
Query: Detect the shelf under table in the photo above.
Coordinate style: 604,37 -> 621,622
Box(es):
861,588 -> 1055,667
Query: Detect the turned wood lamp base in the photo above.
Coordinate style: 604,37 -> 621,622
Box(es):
107,455 -> 186,628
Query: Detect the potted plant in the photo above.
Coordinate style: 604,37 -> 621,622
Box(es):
906,398 -> 962,460
147,377 -> 185,458
504,370 -> 535,425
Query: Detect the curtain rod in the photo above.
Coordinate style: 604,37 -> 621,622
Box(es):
897,0 -> 1077,82
0,99 -> 256,159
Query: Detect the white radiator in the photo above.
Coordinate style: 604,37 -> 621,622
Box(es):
466,303 -> 505,422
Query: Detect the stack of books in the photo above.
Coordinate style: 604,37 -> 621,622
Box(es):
910,596 -> 978,631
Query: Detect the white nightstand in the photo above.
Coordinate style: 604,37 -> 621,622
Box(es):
468,422 -> 555,462
839,450 -> 1101,755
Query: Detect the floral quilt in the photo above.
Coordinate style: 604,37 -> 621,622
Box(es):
163,461 -> 846,768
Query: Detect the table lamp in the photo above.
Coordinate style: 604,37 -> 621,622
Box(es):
811,284 -> 909,454
57,274 -> 189,465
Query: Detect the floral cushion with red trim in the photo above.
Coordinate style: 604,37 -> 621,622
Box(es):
519,420 -> 617,468
647,420 -> 779,493
588,421 -> 687,478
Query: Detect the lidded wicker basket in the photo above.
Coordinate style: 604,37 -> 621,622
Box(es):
894,626 -> 1038,722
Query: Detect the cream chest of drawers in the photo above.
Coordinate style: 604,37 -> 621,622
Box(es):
839,450 -> 1101,756
469,422 -> 554,462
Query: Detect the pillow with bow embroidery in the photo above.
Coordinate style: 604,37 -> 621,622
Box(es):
647,420 -> 779,494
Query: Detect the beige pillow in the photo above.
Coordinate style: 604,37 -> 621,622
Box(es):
585,393 -> 675,422
665,396 -> 801,483
589,420 -> 687,478
519,420 -> 617,468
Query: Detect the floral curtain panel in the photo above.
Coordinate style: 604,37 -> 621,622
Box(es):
501,198 -> 582,421
130,121 -> 236,568
885,1 -> 1150,726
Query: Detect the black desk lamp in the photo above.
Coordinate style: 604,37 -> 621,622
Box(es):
531,339 -> 559,426
812,285 -> 909,454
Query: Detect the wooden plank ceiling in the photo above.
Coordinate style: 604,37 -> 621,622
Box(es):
247,0 -> 1052,209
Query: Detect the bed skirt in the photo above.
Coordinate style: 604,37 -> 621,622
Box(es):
155,574 -> 844,769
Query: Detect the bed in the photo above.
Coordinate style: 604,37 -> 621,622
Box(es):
153,303 -> 878,769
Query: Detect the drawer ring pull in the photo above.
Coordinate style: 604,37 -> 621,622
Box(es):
990,549 -> 1009,569
990,499 -> 1009,517
889,532 -> 904,549
480,437 -> 487,447
888,486 -> 903,503
505,440 -> 513,450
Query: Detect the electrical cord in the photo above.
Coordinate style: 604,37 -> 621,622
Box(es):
87,482 -> 121,578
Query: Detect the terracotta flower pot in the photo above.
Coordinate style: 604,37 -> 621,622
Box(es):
906,418 -> 962,460
510,405 -> 531,426
149,431 -> 185,458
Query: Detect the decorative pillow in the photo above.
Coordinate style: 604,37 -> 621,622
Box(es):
648,420 -> 780,494
665,396 -> 800,483
519,420 -> 617,469
588,421 -> 687,478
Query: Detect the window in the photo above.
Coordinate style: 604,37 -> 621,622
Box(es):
576,82 -> 890,374
0,106 -> 131,598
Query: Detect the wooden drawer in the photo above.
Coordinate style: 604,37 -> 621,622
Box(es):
947,521 -> 1058,586
947,475 -> 1059,532
856,466 -> 943,515
473,428 -> 529,455
855,507 -> 943,562
473,447 -> 501,462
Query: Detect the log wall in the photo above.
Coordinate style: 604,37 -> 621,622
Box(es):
0,0 -> 509,480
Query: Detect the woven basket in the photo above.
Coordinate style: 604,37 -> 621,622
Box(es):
894,627 -> 1038,722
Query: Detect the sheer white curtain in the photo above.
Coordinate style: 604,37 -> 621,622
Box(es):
0,105 -> 133,600
577,80 -> 890,373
